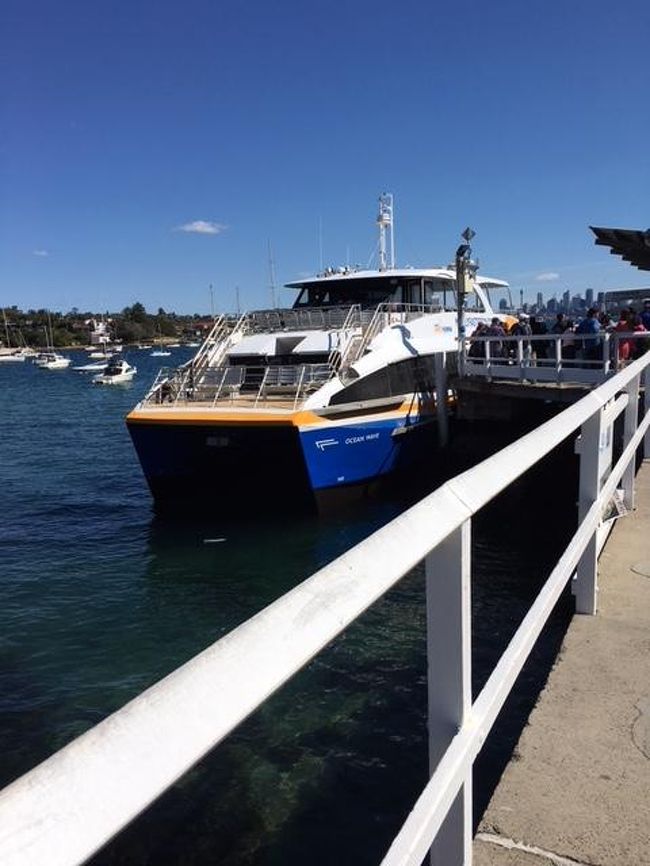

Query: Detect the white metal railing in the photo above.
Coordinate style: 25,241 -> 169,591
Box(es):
247,305 -> 361,333
328,304 -> 361,370
1,353 -> 650,866
341,303 -> 448,372
148,361 -> 335,407
465,330 -> 650,385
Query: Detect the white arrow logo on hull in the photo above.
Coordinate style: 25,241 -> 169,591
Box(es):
315,438 -> 339,451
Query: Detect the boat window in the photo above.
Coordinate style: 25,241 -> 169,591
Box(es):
423,278 -> 457,311
292,278 -> 393,309
464,290 -> 486,313
423,280 -> 445,311
400,279 -> 424,306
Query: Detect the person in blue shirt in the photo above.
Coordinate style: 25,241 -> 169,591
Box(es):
576,308 -> 602,362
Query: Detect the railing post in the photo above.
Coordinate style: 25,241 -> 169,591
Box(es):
425,520 -> 472,866
517,337 -> 524,381
602,333 -> 610,376
434,353 -> 449,447
643,364 -> 650,460
574,409 -> 603,614
621,372 -> 640,509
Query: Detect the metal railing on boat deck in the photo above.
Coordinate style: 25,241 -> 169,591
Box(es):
142,362 -> 336,410
247,305 -> 365,333
3,351 -> 650,866
337,303 -> 451,374
463,330 -> 650,385
246,303 -> 447,337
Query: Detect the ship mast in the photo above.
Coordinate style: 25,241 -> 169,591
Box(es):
376,193 -> 395,271
268,239 -> 277,308
2,309 -> 10,348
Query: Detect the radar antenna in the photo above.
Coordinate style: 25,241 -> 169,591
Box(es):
376,193 -> 395,271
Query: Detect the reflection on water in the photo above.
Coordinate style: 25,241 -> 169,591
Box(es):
0,358 -> 578,864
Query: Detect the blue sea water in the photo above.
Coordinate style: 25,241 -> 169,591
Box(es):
0,351 -> 576,864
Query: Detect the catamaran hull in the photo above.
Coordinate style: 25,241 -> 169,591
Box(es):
127,420 -> 314,511
126,408 -> 438,512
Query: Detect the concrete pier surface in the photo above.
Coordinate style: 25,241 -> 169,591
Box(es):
473,462 -> 650,866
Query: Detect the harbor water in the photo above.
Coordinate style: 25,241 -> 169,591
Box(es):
0,350 -> 576,865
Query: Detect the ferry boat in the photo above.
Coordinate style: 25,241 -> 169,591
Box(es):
126,195 -> 509,510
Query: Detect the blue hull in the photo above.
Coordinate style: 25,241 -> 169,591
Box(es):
127,411 -> 438,511
299,414 -> 436,491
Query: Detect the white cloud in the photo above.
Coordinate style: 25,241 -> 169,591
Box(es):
174,220 -> 227,235
535,271 -> 560,282
32,249 -> 49,257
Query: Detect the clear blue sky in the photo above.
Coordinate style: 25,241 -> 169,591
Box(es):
2,0 -> 650,314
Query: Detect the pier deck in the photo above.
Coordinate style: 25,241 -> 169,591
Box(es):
473,462 -> 650,866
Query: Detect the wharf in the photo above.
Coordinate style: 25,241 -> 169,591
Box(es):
473,462 -> 650,865
452,376 -> 591,422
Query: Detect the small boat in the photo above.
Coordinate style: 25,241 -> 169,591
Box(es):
150,329 -> 172,356
1,310 -> 32,361
35,315 -> 71,369
34,351 -> 71,370
167,343 -> 181,349
0,349 -> 29,363
72,360 -> 110,372
137,344 -> 153,350
93,358 -> 136,385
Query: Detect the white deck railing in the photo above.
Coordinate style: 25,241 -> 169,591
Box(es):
464,330 -> 650,385
1,355 -> 650,866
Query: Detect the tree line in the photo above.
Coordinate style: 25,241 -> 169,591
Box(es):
1,303 -> 210,348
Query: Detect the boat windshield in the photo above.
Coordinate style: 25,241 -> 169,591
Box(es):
292,276 -> 462,310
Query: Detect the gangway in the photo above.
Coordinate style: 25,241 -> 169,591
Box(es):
1,352 -> 650,866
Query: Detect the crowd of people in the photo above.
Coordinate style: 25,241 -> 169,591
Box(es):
468,299 -> 650,365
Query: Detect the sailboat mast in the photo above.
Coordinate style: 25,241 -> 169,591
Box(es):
2,309 -> 10,348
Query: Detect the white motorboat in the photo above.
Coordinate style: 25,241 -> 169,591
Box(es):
150,349 -> 171,357
34,352 -> 71,370
93,358 -> 137,385
72,360 -> 110,372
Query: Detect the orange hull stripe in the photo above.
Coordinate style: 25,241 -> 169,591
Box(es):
126,400 -> 427,428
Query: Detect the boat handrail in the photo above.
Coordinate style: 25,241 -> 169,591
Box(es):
185,314 -> 227,371
338,302 -> 449,375
247,305 -> 366,333
328,304 -> 361,371
145,361 -> 337,408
